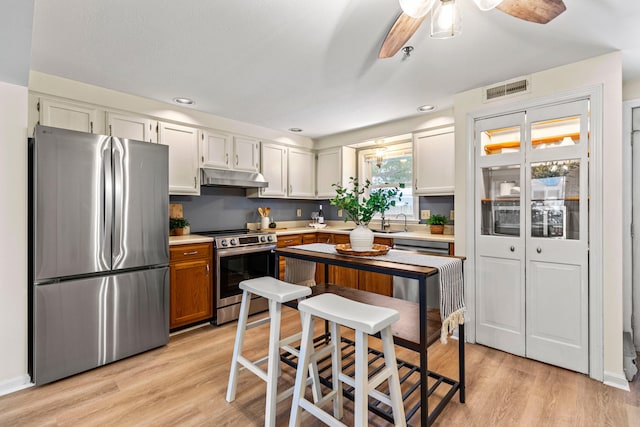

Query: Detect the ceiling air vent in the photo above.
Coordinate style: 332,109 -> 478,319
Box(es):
483,76 -> 531,102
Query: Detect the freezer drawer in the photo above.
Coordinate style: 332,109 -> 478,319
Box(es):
32,267 -> 169,385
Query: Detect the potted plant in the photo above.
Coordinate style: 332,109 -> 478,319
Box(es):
427,214 -> 448,234
330,177 -> 401,251
170,217 -> 189,236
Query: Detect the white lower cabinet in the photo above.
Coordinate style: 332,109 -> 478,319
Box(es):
158,122 -> 200,195
106,111 -> 157,142
316,146 -> 356,198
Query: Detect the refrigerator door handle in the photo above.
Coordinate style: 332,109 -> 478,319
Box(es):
112,138 -> 124,267
102,140 -> 113,269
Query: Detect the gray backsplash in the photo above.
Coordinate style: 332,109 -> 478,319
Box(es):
170,186 -> 331,232
171,188 -> 454,231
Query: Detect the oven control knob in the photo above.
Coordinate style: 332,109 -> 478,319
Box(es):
230,238 -> 237,246
260,235 -> 267,242
267,235 -> 274,242
220,239 -> 228,247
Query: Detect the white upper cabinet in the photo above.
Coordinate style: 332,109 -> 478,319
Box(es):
316,146 -> 356,198
414,128 -> 455,195
106,111 -> 157,142
232,135 -> 260,172
39,97 -> 99,134
200,130 -> 231,169
288,147 -> 316,198
248,143 -> 316,199
259,142 -> 288,198
158,122 -> 200,195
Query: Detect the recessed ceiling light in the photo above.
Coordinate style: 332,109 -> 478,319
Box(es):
173,97 -> 195,105
417,104 -> 436,112
288,128 -> 303,133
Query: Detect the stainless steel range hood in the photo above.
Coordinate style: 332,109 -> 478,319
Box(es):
200,168 -> 268,188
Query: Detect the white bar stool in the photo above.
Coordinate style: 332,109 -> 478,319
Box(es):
289,293 -> 406,427
226,276 -> 320,427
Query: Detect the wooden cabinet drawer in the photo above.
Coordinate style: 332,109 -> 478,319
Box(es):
302,234 -> 316,244
374,236 -> 394,247
332,233 -> 350,244
316,232 -> 334,244
170,243 -> 211,262
277,234 -> 303,248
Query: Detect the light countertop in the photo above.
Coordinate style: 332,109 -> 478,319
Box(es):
272,226 -> 454,243
170,222 -> 454,246
169,235 -> 214,245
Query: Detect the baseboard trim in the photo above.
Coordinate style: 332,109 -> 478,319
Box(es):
603,370 -> 631,391
0,375 -> 33,397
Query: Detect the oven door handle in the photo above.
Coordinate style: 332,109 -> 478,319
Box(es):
215,245 -> 277,258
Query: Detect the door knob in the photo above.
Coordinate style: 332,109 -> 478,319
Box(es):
510,246 -> 515,252
537,247 -> 542,253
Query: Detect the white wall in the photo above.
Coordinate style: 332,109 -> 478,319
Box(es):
314,108 -> 455,149
454,52 -> 624,384
0,82 -> 30,395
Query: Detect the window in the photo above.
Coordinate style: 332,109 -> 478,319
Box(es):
359,141 -> 416,219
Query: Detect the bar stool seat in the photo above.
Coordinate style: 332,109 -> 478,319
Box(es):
290,293 -> 406,427
226,276 -> 318,427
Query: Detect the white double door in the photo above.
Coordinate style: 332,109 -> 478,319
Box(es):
474,99 -> 590,374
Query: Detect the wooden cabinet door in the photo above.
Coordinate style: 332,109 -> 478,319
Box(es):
169,243 -> 213,329
277,234 -> 303,280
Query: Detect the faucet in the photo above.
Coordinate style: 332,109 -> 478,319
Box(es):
380,212 -> 390,231
396,213 -> 408,232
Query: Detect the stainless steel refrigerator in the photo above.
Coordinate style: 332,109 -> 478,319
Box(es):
29,125 -> 170,385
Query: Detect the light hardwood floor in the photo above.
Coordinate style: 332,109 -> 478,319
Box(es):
1,307 -> 638,426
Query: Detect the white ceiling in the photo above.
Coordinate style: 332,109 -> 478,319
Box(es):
29,0 -> 640,139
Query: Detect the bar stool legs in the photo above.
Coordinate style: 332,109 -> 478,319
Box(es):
226,277 -> 315,427
290,294 -> 406,427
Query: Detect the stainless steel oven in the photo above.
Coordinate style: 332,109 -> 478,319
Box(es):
206,230 -> 277,325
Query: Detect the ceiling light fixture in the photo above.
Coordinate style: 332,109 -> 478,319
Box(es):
399,0 -> 436,18
288,128 -> 303,133
472,0 -> 504,11
173,97 -> 194,105
431,0 -> 462,39
417,104 -> 436,112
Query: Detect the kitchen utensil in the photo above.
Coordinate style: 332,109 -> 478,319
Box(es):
258,207 -> 265,217
265,207 -> 271,217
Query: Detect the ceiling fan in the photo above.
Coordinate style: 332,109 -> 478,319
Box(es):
379,0 -> 567,58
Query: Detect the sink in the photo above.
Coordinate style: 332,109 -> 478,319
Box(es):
369,229 -> 405,234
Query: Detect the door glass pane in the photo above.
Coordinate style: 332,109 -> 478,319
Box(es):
480,125 -> 521,156
530,160 -> 580,240
481,165 -> 520,236
531,115 -> 581,150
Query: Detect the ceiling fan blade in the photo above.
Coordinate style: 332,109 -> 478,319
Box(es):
379,12 -> 427,59
496,0 -> 566,24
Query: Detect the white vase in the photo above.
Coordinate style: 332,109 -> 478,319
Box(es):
349,224 -> 374,251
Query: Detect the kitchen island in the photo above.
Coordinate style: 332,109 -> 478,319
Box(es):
276,244 -> 465,426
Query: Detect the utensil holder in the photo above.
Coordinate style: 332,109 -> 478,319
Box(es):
261,217 -> 270,229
